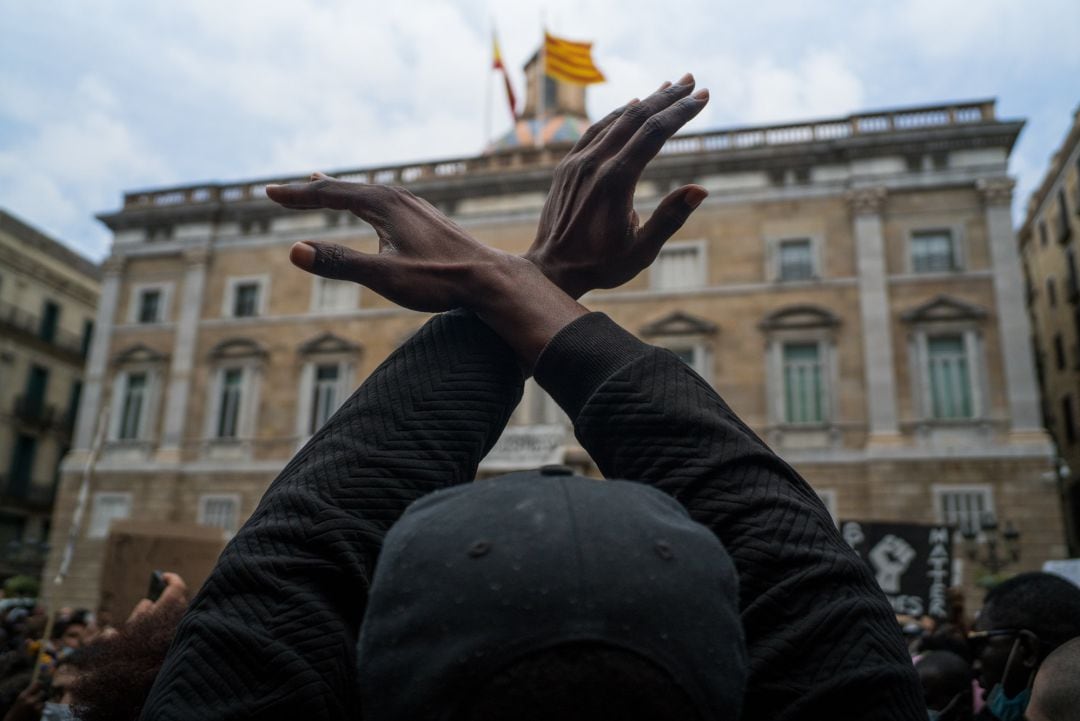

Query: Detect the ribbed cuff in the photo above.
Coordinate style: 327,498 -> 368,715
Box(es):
533,312 -> 653,420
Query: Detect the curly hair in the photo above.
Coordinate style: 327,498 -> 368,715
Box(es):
69,601 -> 186,721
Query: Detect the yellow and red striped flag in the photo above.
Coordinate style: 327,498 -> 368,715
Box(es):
492,32 -> 518,121
543,31 -> 605,85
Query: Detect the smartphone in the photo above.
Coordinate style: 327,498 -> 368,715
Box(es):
147,570 -> 166,602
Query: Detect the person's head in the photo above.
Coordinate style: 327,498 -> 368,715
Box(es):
357,470 -> 747,721
1027,637 -> 1080,721
915,651 -> 973,721
919,623 -> 974,663
971,572 -> 1080,712
52,617 -> 86,650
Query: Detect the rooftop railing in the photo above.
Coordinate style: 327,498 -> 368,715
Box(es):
120,99 -> 998,211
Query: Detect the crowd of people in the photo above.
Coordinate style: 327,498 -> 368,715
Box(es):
0,572 -> 188,721
0,75 -> 1078,719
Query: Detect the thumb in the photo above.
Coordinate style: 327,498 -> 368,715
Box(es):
638,185 -> 707,249
290,241 -> 377,284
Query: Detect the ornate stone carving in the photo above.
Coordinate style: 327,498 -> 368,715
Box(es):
976,177 -> 1014,207
846,186 -> 887,215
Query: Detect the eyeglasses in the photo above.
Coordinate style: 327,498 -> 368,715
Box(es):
966,628 -> 1022,655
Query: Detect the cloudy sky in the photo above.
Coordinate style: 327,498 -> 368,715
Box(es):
2,0 -> 1078,262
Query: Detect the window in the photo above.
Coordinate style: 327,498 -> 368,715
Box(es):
198,495 -> 240,535
668,344 -> 709,379
216,368 -> 244,438
88,492 -> 132,538
816,489 -> 838,522
137,289 -> 162,324
40,300 -> 60,342
652,242 -> 705,290
934,485 -> 993,537
927,335 -> 973,419
311,277 -> 358,313
24,365 -> 49,416
1039,221 -> 1049,246
1058,190 -> 1073,243
224,276 -> 268,318
778,238 -> 814,281
1055,334 -> 1067,371
1063,396 -> 1077,444
7,434 -> 37,498
911,230 -> 956,273
80,320 -> 94,358
66,380 -> 82,428
783,343 -> 825,424
233,283 -> 259,317
310,364 -> 341,433
1047,277 -> 1058,308
117,372 -> 148,440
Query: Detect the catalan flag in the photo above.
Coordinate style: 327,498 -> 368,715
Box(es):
492,31 -> 518,121
543,31 -> 605,85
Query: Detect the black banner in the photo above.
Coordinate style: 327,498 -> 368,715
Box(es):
840,521 -> 953,619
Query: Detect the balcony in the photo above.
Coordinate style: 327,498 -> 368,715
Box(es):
0,301 -> 87,363
14,395 -> 57,430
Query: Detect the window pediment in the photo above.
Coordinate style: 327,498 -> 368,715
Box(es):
901,295 -> 987,324
298,332 -> 361,355
208,338 -> 268,361
113,343 -> 168,365
639,311 -> 717,337
759,305 -> 840,332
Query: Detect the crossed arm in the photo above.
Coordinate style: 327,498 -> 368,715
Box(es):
141,75 -> 922,721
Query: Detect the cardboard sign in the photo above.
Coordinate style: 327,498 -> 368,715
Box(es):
840,520 -> 953,619
98,520 -> 227,622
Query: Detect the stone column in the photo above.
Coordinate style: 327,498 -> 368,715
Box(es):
157,245 -> 210,461
978,178 -> 1045,437
71,255 -> 125,452
850,187 -> 901,441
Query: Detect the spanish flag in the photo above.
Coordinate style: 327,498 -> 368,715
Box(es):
492,32 -> 518,121
543,31 -> 605,85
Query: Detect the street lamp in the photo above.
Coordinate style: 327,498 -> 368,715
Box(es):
961,513 -> 1021,586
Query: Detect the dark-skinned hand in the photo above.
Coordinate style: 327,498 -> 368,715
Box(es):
525,73 -> 710,299
266,174 -> 514,314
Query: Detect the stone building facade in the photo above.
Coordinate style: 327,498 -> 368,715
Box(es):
1018,105 -> 1080,554
47,89 -> 1065,611
0,210 -> 99,583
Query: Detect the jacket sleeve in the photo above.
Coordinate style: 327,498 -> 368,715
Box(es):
533,312 -> 923,721
140,310 -> 524,721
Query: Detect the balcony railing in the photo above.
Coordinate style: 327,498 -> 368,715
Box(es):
0,301 -> 87,360
14,395 -> 57,429
119,99 -> 998,212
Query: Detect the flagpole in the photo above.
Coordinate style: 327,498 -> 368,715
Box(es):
535,22 -> 545,149
484,28 -> 493,149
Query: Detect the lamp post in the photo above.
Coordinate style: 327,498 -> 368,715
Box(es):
961,512 -> 1021,587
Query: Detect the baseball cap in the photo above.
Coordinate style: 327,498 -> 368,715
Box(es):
356,466 -> 746,720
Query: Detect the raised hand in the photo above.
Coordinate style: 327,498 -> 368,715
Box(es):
525,73 -> 710,299
266,173 -> 514,313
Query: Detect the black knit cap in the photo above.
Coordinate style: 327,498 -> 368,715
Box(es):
356,467 -> 747,720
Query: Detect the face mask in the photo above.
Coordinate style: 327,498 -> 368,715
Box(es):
985,683 -> 1030,721
926,688 -> 965,721
41,702 -> 75,721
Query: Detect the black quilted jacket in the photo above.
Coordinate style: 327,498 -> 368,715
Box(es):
140,310 -> 923,720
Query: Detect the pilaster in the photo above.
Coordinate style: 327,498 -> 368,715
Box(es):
977,178 -> 1047,438
157,244 -> 210,461
849,187 -> 901,442
72,254 -> 125,451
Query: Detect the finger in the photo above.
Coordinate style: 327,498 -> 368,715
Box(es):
569,99 -> 637,154
159,573 -> 188,604
290,241 -> 378,284
128,599 -> 153,622
266,177 -> 384,214
637,185 -> 708,250
597,73 -> 696,152
615,89 -> 709,172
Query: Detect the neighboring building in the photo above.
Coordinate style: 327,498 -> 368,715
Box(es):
47,72 -> 1066,611
0,210 -> 99,583
1018,105 -> 1080,555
